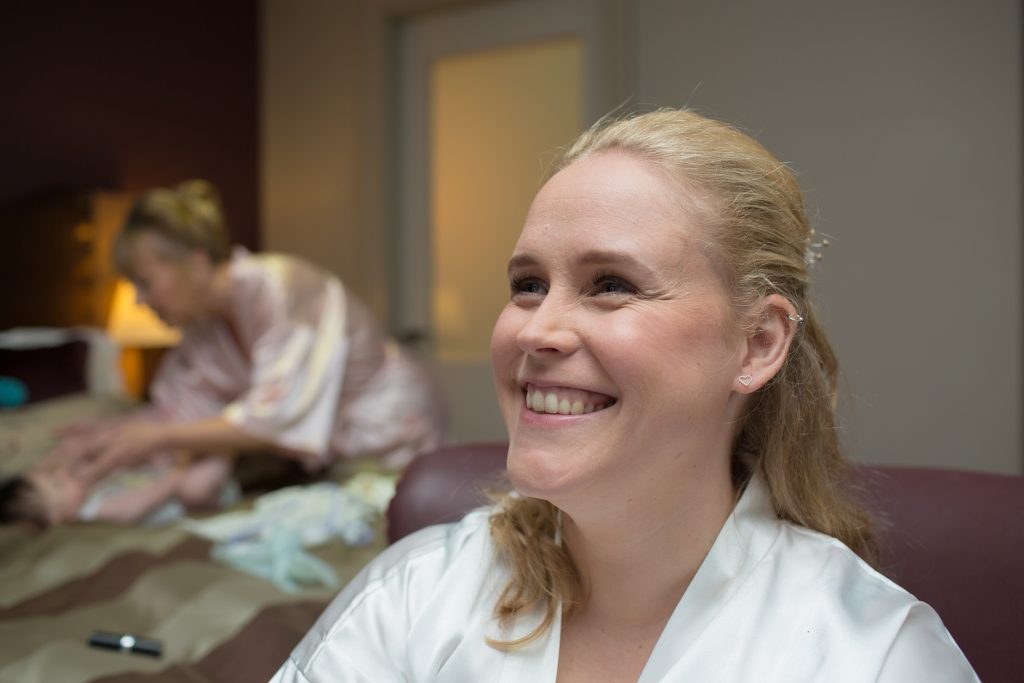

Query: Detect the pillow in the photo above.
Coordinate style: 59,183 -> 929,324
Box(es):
0,340 -> 89,404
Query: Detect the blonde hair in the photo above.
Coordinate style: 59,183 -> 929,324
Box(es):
488,108 -> 875,649
114,179 -> 230,276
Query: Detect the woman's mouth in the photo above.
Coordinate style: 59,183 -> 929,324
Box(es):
523,383 -> 616,415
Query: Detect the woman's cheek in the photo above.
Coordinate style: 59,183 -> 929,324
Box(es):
490,305 -> 521,365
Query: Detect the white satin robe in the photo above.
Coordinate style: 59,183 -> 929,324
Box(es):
270,477 -> 978,682
150,248 -> 444,470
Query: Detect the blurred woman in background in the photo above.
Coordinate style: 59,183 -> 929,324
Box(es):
22,180 -> 444,524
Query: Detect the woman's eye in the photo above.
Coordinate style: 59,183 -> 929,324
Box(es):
510,276 -> 547,297
593,274 -> 635,295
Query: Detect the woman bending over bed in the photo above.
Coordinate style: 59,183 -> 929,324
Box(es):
1,180 -> 445,526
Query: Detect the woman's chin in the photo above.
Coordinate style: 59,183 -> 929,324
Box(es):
506,446 -> 582,502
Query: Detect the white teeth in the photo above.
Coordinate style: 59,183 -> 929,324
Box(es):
531,391 -> 545,412
525,387 -> 611,415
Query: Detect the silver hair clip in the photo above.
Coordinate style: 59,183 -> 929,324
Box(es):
804,229 -> 830,267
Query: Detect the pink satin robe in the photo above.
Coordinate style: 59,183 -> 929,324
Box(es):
149,249 -> 444,470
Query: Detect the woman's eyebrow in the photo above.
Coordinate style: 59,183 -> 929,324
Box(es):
507,250 -> 660,278
577,249 -> 659,279
507,253 -> 539,274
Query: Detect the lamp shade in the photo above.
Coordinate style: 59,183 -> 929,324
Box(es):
106,279 -> 182,348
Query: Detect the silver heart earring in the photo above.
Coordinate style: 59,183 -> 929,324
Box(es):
738,375 -> 753,387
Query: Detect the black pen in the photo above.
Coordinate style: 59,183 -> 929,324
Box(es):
88,630 -> 163,658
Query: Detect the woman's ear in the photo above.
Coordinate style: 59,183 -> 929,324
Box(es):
734,294 -> 800,393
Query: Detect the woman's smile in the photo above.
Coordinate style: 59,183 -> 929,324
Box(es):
521,382 -> 617,416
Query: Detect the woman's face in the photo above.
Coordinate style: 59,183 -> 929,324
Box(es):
124,232 -> 209,327
490,151 -> 746,506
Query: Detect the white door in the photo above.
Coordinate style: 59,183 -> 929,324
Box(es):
393,0 -> 629,443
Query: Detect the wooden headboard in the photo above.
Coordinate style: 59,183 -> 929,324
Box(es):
0,190 -> 133,330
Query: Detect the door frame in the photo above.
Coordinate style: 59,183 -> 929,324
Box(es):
354,0 -> 632,335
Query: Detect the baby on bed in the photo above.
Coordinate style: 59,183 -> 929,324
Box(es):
0,425 -> 236,526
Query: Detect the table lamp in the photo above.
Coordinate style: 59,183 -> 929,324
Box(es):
106,279 -> 182,397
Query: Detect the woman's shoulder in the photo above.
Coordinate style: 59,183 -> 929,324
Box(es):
761,521 -> 976,680
229,249 -> 297,286
740,478 -> 924,621
227,249 -> 347,328
772,520 -> 923,618
356,506 -> 494,586
232,249 -> 337,282
287,507 -> 496,671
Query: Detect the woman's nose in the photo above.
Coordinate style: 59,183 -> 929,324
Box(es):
516,293 -> 579,356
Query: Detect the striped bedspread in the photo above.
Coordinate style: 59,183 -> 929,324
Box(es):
0,503 -> 385,682
0,395 -> 386,683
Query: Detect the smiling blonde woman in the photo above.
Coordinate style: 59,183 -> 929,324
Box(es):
271,110 -> 977,682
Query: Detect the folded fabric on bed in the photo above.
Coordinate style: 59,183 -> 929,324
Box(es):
185,474 -> 396,591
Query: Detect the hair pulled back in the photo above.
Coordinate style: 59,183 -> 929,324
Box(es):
115,179 -> 230,275
488,108 -> 875,649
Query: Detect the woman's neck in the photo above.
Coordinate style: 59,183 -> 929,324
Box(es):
560,461 -> 737,628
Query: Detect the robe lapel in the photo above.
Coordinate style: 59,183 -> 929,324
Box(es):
638,477 -> 780,682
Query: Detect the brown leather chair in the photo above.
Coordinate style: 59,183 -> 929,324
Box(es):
857,465 -> 1023,683
387,443 -> 1023,682
387,443 -> 508,543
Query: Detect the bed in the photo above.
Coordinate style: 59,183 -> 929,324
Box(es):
0,383 -> 389,682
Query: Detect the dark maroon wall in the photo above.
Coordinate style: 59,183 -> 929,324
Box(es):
0,0 -> 259,248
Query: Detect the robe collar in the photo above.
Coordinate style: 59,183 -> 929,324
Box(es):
497,475 -> 780,682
